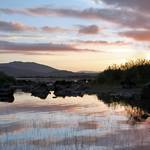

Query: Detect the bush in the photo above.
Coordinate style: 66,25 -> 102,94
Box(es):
0,72 -> 15,85
97,59 -> 150,85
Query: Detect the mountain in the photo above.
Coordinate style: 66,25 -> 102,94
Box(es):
78,71 -> 98,74
0,61 -> 75,77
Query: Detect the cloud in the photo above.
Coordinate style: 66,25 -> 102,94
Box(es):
0,20 -> 37,32
41,26 -> 67,33
0,41 -> 97,54
0,8 -> 28,15
98,0 -> 150,13
120,30 -> 150,42
76,40 -> 128,45
0,20 -> 74,35
1,6 -> 150,30
90,0 -> 150,29
0,34 -> 46,41
78,25 -> 99,34
0,20 -> 70,34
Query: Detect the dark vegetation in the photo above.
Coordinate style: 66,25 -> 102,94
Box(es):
0,72 -> 15,85
96,59 -> 150,85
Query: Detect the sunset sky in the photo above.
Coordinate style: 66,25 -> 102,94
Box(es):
0,0 -> 149,71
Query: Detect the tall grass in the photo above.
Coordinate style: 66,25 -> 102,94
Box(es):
97,59 -> 150,85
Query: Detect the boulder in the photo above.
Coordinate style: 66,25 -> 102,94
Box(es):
31,83 -> 50,99
53,80 -> 88,97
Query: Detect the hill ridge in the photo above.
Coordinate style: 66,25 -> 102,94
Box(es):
0,61 -> 73,77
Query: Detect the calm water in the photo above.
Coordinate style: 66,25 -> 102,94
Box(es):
0,91 -> 150,150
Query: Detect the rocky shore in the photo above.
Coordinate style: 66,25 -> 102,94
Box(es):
53,80 -> 91,97
0,79 -> 149,103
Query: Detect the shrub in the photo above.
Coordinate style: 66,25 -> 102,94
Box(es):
0,72 -> 15,85
97,59 -> 150,84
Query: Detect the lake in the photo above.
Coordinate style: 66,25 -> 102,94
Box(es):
0,91 -> 150,150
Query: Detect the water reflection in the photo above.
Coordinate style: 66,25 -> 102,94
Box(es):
0,96 -> 14,103
0,91 -> 149,150
96,94 -> 150,123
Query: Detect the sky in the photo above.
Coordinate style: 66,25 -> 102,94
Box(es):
0,0 -> 149,71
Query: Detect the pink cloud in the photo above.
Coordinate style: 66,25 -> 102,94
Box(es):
0,41 -> 97,54
78,25 -> 100,34
1,7 -> 150,29
120,30 -> 150,42
0,20 -> 37,32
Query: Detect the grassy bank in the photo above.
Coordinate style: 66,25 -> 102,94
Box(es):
96,59 -> 150,86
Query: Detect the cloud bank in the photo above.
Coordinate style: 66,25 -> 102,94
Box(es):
0,41 -> 97,54
0,6 -> 150,30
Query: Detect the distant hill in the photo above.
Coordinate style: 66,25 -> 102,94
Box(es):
0,61 -> 97,78
78,71 -> 98,74
0,61 -> 74,77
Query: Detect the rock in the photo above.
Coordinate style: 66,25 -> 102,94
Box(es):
46,82 -> 54,91
141,82 -> 150,100
16,80 -> 37,92
31,83 -> 50,99
53,80 -> 89,97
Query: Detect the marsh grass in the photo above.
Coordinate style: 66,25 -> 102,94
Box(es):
97,59 -> 150,85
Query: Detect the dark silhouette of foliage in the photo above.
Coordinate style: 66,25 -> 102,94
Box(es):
0,72 -> 15,85
97,59 -> 150,84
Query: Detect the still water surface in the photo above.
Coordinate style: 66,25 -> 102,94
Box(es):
0,91 -> 150,150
